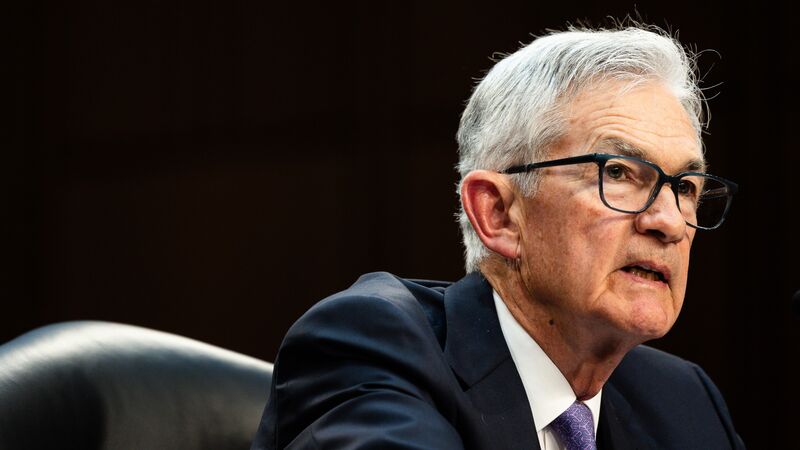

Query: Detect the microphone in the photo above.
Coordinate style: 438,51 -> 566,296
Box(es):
794,290 -> 800,317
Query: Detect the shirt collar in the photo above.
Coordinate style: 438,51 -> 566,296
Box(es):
493,290 -> 602,433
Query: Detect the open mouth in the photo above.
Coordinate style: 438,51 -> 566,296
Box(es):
622,265 -> 666,283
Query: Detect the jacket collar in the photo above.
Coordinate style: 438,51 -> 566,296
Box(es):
442,271 -> 643,450
442,272 -> 540,450
442,271 -> 512,386
598,380 -> 652,450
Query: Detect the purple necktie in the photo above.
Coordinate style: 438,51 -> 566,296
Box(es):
550,401 -> 597,450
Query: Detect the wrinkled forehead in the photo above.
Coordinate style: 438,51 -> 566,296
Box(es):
564,74 -> 705,139
557,80 -> 705,172
597,137 -> 706,173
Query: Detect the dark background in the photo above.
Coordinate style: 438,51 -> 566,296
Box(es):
4,1 -> 798,447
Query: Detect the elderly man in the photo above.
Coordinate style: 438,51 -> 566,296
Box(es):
252,25 -> 744,450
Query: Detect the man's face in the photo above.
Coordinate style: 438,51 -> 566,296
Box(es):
517,80 -> 702,343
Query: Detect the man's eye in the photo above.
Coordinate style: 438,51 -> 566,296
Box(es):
604,164 -> 628,180
677,180 -> 697,197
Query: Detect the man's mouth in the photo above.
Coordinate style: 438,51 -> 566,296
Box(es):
622,265 -> 667,283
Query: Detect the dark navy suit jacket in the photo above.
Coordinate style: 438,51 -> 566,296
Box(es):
252,271 -> 745,449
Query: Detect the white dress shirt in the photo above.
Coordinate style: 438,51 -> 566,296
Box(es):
493,290 -> 602,450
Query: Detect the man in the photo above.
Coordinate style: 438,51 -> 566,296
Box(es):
252,24 -> 745,449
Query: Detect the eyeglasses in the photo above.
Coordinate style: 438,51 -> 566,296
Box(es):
502,153 -> 738,230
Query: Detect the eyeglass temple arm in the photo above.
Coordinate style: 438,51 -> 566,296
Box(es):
501,154 -> 601,174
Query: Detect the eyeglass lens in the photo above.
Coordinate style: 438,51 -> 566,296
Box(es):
599,157 -> 731,229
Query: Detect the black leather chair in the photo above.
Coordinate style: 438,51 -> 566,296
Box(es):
0,321 -> 273,450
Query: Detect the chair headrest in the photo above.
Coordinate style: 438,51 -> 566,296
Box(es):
0,321 -> 273,450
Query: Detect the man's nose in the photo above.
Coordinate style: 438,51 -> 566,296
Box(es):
634,184 -> 686,243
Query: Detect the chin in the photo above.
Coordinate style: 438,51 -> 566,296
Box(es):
636,325 -> 671,341
624,309 -> 676,341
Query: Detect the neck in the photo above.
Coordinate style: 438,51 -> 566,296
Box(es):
482,260 -> 638,399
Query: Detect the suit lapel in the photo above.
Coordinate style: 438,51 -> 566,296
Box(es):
442,272 -> 540,450
598,382 -> 653,450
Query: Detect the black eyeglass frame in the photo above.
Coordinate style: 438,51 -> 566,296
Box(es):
501,153 -> 738,230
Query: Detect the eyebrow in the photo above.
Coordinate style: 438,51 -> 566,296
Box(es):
598,137 -> 707,173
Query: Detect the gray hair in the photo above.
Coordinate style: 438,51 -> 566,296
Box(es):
456,24 -> 707,273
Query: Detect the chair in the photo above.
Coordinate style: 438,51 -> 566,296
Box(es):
0,321 -> 273,450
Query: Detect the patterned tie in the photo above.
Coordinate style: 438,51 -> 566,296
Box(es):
550,401 -> 597,450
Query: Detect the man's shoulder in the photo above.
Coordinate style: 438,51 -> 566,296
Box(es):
611,345 -> 728,423
329,271 -> 450,304
308,271 -> 449,315
608,346 -> 744,448
613,345 -> 704,389
620,344 -> 696,371
261,273 -> 469,450
287,272 -> 453,347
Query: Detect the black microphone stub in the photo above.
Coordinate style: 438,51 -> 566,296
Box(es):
793,290 -> 800,317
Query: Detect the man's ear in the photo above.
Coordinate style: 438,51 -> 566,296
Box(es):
460,170 -> 521,260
